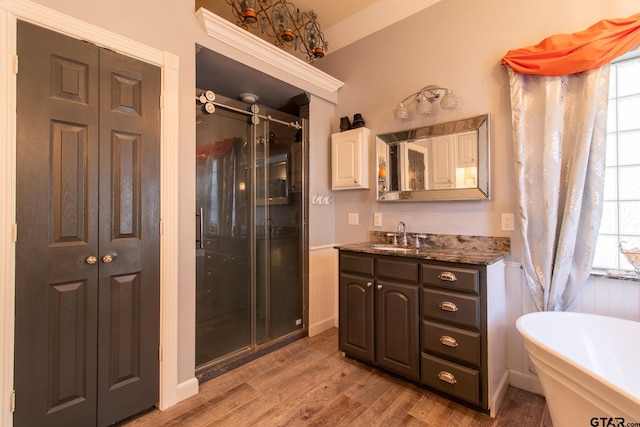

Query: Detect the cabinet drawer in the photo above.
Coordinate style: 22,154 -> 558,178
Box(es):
421,264 -> 479,293
421,353 -> 480,406
422,320 -> 481,366
422,288 -> 480,330
377,258 -> 419,283
340,252 -> 374,276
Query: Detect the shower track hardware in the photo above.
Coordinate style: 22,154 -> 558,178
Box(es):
196,207 -> 204,249
197,90 -> 301,129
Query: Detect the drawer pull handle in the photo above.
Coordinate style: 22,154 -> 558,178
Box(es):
438,371 -> 457,384
440,335 -> 459,348
439,301 -> 458,312
438,272 -> 457,282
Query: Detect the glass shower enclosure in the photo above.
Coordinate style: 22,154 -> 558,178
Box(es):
195,92 -> 305,370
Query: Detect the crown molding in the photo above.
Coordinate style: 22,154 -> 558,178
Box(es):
196,7 -> 343,103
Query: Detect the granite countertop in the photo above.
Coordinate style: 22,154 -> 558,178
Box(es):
334,232 -> 510,266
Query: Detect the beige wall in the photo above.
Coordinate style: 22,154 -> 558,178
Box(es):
21,0 -> 639,402
315,0 -> 640,393
315,0 -> 638,261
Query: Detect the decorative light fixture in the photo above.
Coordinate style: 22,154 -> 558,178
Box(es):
224,0 -> 329,63
394,85 -> 458,121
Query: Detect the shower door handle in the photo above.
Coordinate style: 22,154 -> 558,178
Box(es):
196,207 -> 204,249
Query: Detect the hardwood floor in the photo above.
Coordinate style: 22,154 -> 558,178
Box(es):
118,328 -> 552,427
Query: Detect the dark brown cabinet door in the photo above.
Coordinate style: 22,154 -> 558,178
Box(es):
375,280 -> 420,380
15,21 -> 160,427
338,274 -> 374,362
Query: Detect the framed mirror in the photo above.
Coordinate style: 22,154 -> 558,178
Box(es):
376,114 -> 489,201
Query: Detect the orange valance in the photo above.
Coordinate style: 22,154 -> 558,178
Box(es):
196,137 -> 242,163
501,13 -> 640,76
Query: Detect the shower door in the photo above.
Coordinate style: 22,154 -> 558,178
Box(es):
195,95 -> 304,367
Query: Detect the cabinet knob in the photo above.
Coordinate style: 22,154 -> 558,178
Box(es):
438,272 -> 457,282
439,335 -> 459,348
366,282 -> 372,288
439,301 -> 458,312
438,371 -> 457,384
354,179 -> 358,183
376,284 -> 382,290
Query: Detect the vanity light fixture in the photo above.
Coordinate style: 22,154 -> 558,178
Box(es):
393,85 -> 458,121
224,0 -> 329,63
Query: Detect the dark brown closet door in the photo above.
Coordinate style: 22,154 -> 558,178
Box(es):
15,21 -> 160,427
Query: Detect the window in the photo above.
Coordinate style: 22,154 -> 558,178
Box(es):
592,53 -> 640,273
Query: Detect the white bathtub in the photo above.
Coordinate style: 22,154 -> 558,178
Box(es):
516,311 -> 640,427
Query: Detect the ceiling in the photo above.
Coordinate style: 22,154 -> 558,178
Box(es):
197,0 -> 380,31
195,0 -> 441,113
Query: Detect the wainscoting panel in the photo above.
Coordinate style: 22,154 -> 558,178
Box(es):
505,261 -> 640,395
309,245 -> 338,337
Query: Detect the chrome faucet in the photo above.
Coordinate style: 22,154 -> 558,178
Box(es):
397,221 -> 407,247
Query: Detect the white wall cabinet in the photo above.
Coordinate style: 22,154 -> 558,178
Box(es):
430,134 -> 456,189
331,127 -> 370,190
429,131 -> 479,190
456,131 -> 478,167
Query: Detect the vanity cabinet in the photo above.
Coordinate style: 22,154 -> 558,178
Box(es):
331,127 -> 370,190
420,264 -> 483,405
338,248 -> 507,416
338,252 -> 374,362
339,252 -> 420,380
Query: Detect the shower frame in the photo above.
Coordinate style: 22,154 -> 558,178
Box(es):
195,91 -> 309,381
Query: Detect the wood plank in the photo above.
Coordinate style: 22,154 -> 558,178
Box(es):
117,328 -> 552,427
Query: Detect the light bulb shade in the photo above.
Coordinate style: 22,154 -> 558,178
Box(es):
440,90 -> 458,110
415,96 -> 432,116
394,103 -> 409,121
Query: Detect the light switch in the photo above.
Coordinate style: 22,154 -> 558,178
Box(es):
348,213 -> 359,225
374,212 -> 382,227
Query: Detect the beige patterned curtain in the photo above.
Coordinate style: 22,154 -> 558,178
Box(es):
507,66 -> 609,311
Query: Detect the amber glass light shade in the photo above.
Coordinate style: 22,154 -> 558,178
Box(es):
243,8 -> 257,23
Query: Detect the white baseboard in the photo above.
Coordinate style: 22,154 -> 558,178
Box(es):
509,369 -> 544,396
308,316 -> 335,337
176,377 -> 199,402
490,370 -> 510,418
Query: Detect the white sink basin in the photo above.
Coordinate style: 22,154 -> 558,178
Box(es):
371,245 -> 412,252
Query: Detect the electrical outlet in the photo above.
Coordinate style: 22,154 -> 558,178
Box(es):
348,213 -> 359,225
373,212 -> 382,227
501,213 -> 514,231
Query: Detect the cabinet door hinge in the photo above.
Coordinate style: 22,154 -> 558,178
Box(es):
12,223 -> 17,242
13,55 -> 18,74
10,390 -> 15,413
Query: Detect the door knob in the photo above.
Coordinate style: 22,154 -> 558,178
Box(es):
85,255 -> 98,265
101,254 -> 115,263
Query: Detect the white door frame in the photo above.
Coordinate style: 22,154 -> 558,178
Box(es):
0,1 -> 182,425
